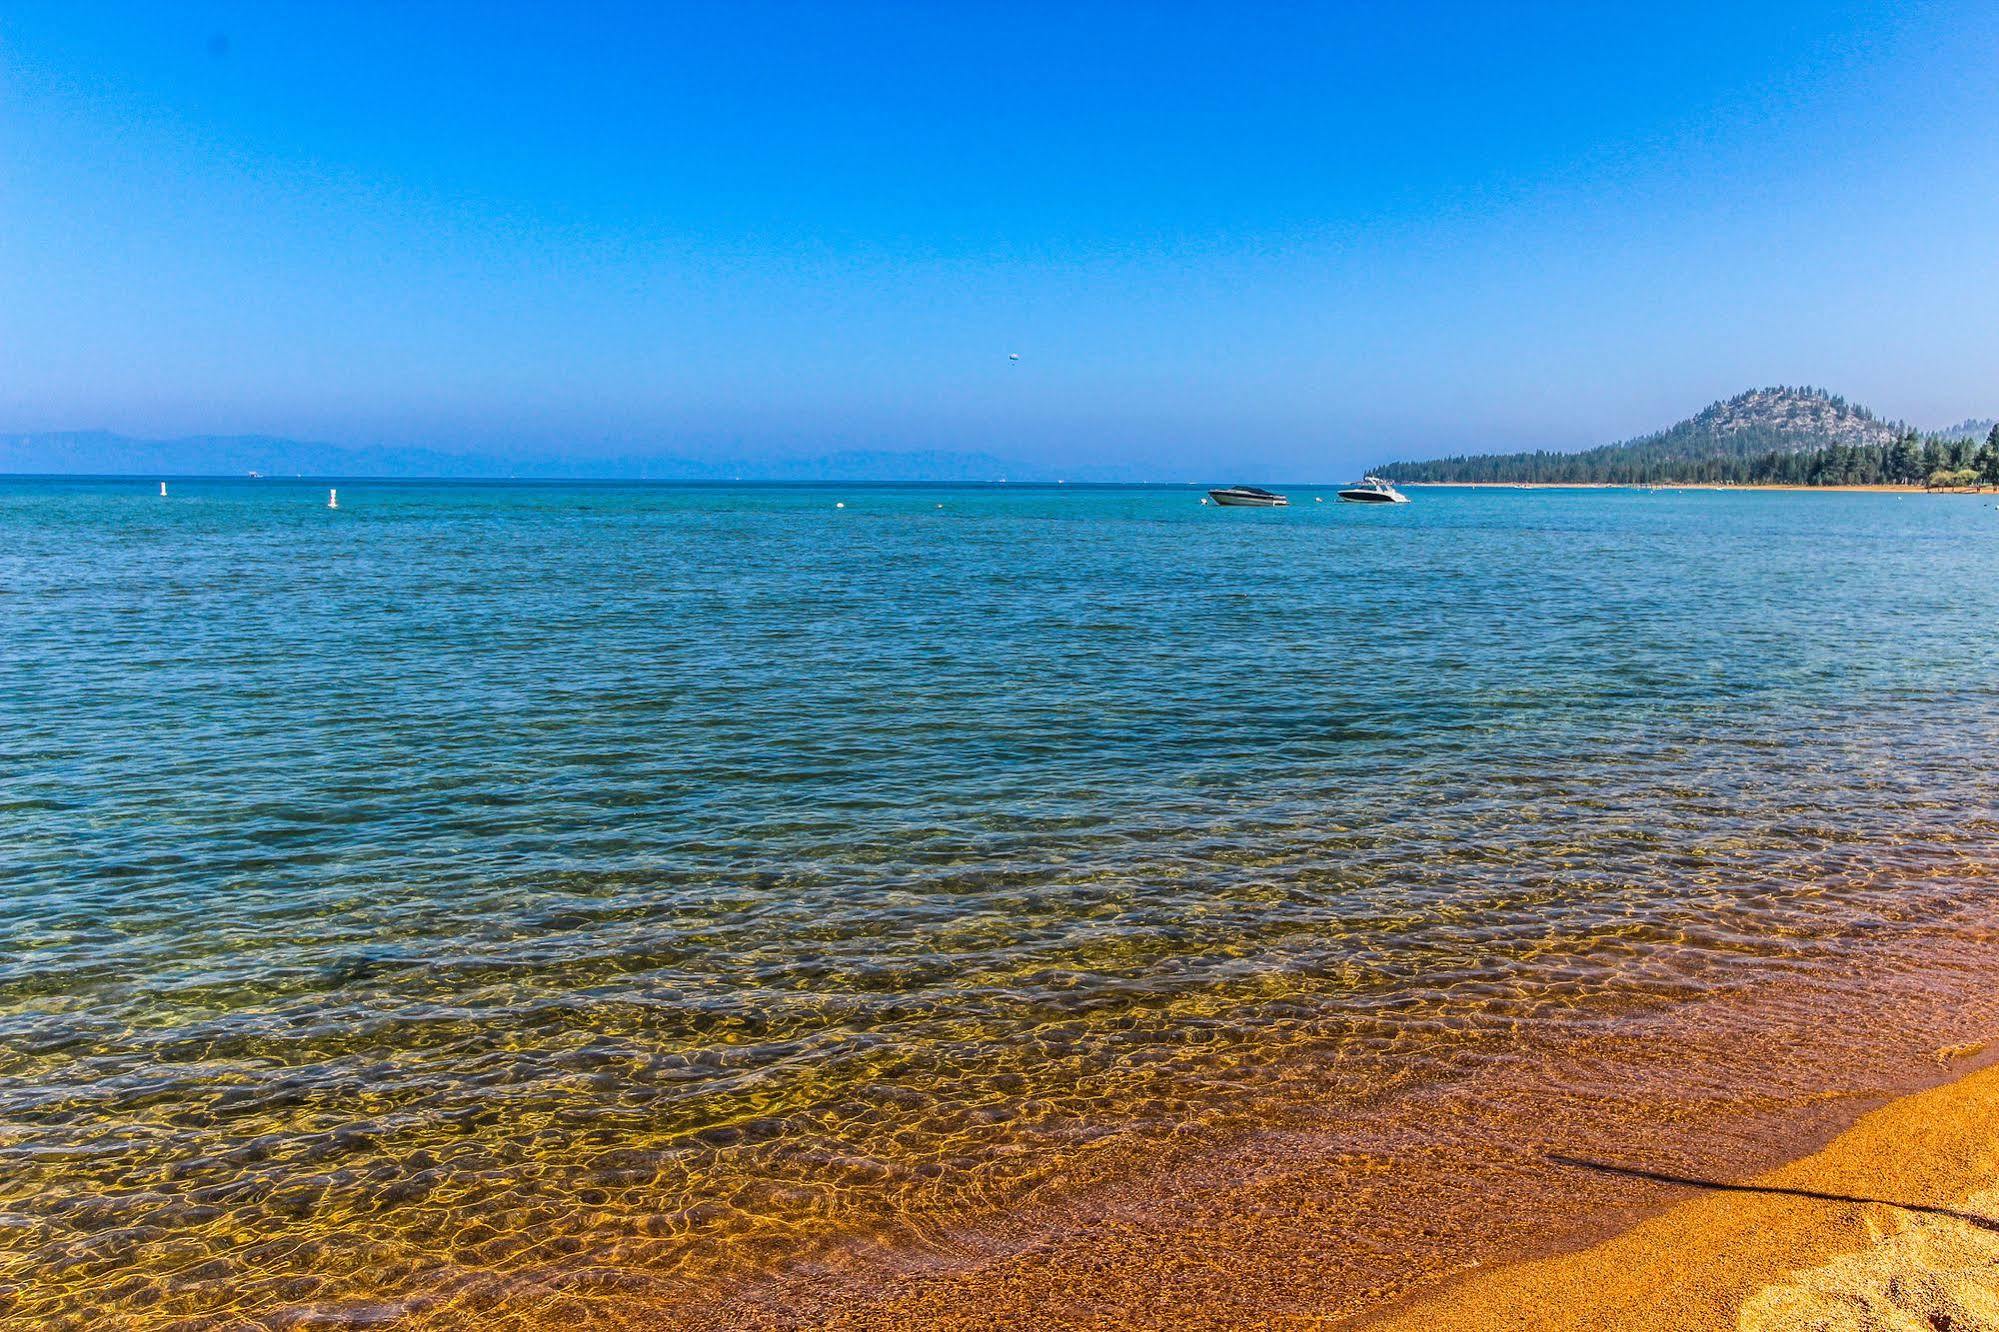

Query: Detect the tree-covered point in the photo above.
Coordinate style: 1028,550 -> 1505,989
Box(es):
1377,387 -> 1999,487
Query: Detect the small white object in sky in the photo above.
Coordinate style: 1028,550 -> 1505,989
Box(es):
1008,353 -> 1020,362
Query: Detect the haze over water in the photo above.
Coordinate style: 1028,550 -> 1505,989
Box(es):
4,479 -> 1997,1328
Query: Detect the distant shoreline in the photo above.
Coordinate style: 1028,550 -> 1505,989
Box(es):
1402,481 -> 1992,494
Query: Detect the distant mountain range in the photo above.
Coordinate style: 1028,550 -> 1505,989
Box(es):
1377,387 -> 1996,486
0,431 -> 1107,482
10,393 -> 1993,487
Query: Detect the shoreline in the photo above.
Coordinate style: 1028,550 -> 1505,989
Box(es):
1364,1052 -> 1999,1331
678,944 -> 1999,1330
1401,480 -> 1994,493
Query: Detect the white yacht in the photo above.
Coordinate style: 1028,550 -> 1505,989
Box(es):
1337,476 -> 1409,504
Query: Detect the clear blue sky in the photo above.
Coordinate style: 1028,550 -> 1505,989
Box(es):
3,1 -> 1996,476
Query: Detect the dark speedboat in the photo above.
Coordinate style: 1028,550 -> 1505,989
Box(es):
1207,486 -> 1289,507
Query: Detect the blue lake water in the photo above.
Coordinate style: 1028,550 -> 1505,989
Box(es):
3,478 -> 1997,1327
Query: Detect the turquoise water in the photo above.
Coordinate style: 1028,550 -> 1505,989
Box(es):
3,479 -> 1998,1328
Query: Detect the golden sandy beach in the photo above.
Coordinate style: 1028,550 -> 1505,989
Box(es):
1369,1057 -> 1999,1332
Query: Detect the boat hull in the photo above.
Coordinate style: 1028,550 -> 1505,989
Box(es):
1337,491 -> 1405,503
1209,490 -> 1288,507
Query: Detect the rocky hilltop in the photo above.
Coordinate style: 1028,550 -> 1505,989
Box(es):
1674,386 -> 1903,452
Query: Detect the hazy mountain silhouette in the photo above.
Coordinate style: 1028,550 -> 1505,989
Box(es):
0,432 -> 1126,481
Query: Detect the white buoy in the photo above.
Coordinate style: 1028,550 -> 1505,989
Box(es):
328,488 -> 339,509
1199,496 -> 1209,505
159,481 -> 167,497
835,501 -> 845,509
1316,496 -> 1324,503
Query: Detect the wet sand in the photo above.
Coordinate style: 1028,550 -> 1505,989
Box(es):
1367,1054 -> 1999,1331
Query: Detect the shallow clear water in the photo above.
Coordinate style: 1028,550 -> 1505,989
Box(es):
2,479 -> 1996,1328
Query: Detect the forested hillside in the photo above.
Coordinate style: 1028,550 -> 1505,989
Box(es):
1379,387 -> 1999,486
